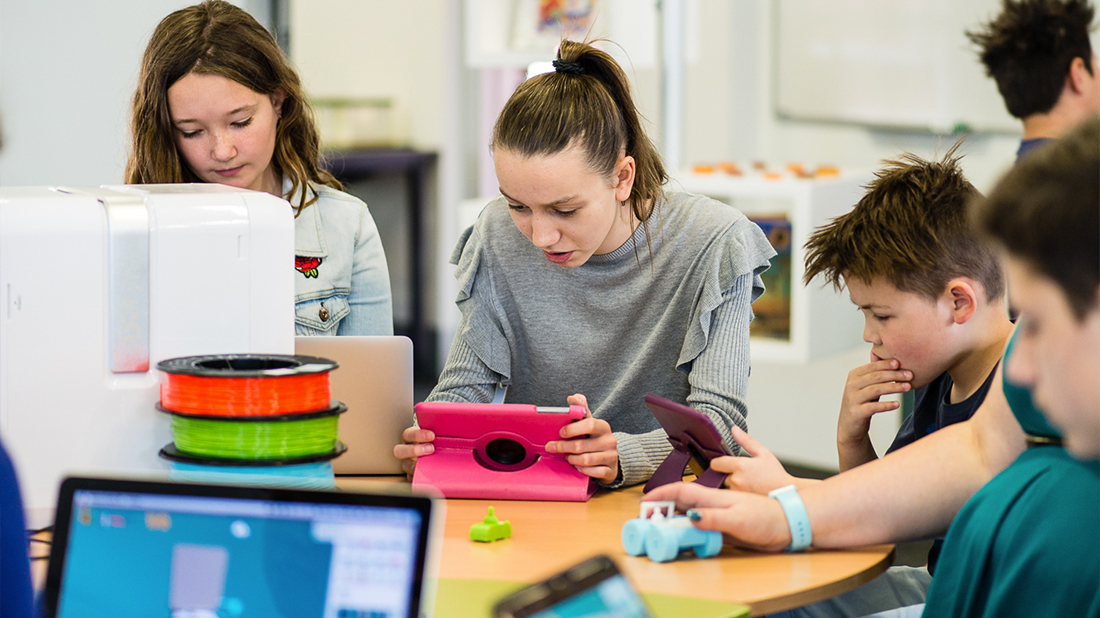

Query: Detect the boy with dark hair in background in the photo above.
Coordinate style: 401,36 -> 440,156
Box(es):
967,0 -> 1099,158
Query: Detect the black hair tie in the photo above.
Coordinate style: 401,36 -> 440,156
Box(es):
552,59 -> 585,75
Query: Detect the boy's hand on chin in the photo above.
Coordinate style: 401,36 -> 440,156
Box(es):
837,358 -> 912,468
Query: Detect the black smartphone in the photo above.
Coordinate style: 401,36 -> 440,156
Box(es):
492,555 -> 654,618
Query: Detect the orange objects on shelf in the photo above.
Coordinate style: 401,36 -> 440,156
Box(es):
691,161 -> 840,180
718,161 -> 742,176
160,372 -> 332,416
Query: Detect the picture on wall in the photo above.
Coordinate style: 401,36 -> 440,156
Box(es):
510,0 -> 602,53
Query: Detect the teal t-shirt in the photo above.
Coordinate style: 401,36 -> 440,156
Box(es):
922,334 -> 1100,617
1001,352 -> 1061,440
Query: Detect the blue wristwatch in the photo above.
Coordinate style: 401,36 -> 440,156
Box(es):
768,484 -> 812,552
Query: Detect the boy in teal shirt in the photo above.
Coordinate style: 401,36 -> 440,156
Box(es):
648,118 -> 1100,618
920,115 -> 1100,618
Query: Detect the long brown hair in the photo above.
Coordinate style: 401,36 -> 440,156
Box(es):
491,39 -> 667,229
125,0 -> 339,213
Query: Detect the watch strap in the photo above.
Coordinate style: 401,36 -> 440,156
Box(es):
768,484 -> 812,552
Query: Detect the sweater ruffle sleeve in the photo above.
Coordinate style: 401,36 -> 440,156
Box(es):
676,215 -> 776,371
450,223 -> 513,383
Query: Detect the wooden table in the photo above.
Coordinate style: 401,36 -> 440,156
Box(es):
337,478 -> 894,617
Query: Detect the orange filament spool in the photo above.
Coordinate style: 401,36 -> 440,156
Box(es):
157,354 -> 338,417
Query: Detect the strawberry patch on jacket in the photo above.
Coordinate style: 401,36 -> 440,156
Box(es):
295,256 -> 322,278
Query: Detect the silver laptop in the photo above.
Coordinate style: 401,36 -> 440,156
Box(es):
294,335 -> 413,475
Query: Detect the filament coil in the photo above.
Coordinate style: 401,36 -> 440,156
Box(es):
157,354 -> 337,417
155,353 -> 346,466
168,407 -> 345,460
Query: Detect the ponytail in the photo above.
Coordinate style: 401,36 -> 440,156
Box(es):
491,39 -> 667,225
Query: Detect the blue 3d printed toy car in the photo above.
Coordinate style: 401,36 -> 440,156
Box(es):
621,501 -> 723,563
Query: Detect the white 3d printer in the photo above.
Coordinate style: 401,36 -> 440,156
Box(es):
0,184 -> 294,523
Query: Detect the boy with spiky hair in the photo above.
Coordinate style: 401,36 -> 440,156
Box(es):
967,0 -> 1099,158
803,147 -> 1014,477
705,150 -> 1016,617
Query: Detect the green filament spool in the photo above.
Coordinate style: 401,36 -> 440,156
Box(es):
171,412 -> 340,460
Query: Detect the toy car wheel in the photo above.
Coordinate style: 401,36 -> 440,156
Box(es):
695,530 -> 723,558
621,520 -> 649,556
644,527 -> 680,563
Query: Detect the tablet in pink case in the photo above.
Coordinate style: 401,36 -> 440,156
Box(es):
411,402 -> 596,501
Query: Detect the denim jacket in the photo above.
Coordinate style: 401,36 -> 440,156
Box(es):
290,178 -> 393,336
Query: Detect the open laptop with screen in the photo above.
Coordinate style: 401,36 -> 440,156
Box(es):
44,477 -> 440,618
294,335 -> 414,475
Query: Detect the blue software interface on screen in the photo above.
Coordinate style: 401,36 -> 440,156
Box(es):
527,575 -> 652,618
56,490 -> 422,618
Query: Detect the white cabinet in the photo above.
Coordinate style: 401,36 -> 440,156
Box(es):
675,167 -> 874,363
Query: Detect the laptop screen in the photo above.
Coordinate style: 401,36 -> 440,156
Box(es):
44,478 -> 436,618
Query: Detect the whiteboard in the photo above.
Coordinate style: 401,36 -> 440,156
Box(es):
774,0 -> 1019,134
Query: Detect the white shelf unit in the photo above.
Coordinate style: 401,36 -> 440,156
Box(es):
674,169 -> 874,363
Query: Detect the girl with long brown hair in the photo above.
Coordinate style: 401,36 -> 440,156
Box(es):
127,0 -> 392,336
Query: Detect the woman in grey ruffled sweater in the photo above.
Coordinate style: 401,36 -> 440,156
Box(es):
395,40 -> 775,488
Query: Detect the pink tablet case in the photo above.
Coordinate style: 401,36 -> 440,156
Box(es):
411,402 -> 596,502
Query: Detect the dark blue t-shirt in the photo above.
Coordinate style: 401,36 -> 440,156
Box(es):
885,365 -> 999,573
1016,137 -> 1053,162
887,366 -> 999,454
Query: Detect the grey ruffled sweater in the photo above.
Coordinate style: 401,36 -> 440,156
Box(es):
427,190 -> 775,487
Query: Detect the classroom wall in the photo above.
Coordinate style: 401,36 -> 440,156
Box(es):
0,2 -> 1053,260
290,0 -> 450,152
681,1 -> 1024,193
